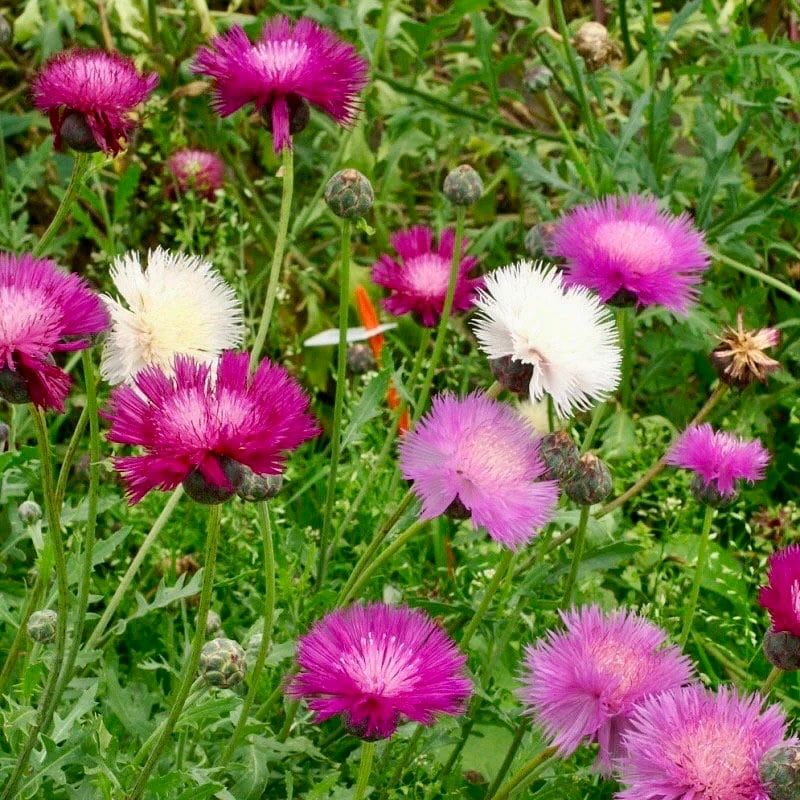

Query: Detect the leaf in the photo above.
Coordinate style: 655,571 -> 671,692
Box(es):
341,369 -> 391,449
52,684 -> 97,743
129,570 -> 204,622
601,411 -> 636,460
229,737 -> 271,800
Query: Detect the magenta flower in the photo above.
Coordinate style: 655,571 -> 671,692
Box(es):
193,16 -> 368,152
519,605 -> 693,773
665,423 -> 769,497
0,253 -> 109,411
759,545 -> 800,637
617,686 -> 789,800
550,195 -> 709,314
372,226 -> 482,328
104,351 -> 319,503
166,149 -> 225,199
399,393 -> 558,549
287,603 -> 471,740
32,49 -> 158,155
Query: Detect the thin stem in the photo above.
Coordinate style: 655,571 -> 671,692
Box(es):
580,403 -> 606,454
317,218 -> 352,587
86,486 -> 183,650
249,146 -> 295,371
617,307 -> 634,409
761,666 -> 782,697
277,700 -> 299,743
220,502 -> 275,764
33,153 -> 91,257
54,403 -> 89,512
490,746 -> 558,800
1,407 -> 70,800
382,726 -> 425,797
486,724 -> 527,799
711,249 -> 800,305
561,505 -> 590,605
415,206 -> 466,419
680,504 -> 714,647
461,550 -> 514,651
127,504 -> 222,800
618,0 -> 635,61
353,741 -> 376,800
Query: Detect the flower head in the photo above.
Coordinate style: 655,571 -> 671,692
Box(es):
520,605 -> 693,772
193,16 -> 368,152
166,149 -> 225,199
0,252 -> 108,411
617,686 -> 789,800
759,545 -> 800,638
100,248 -> 244,385
32,49 -> 158,154
104,351 -> 319,503
372,226 -> 481,328
711,310 -> 781,389
399,393 -> 558,549
665,424 -> 769,499
550,196 -> 709,314
287,603 -> 471,740
472,261 -> 621,417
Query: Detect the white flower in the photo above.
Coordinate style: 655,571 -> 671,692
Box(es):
100,247 -> 244,384
471,260 -> 621,417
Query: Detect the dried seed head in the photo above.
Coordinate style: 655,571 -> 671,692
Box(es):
763,629 -> 800,672
564,452 -> 612,505
443,164 -> 484,206
710,309 -> 780,389
324,168 -> 374,219
199,637 -> 247,688
27,609 -> 58,644
574,22 -> 615,71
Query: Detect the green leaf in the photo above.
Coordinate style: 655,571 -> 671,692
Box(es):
341,369 -> 391,449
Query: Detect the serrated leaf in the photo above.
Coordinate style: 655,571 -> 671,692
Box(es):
341,369 -> 391,449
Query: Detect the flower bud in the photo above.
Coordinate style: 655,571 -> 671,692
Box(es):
199,637 -> 247,688
205,609 -> 222,636
710,310 -> 780,389
574,22 -> 615,71
564,453 -> 612,505
18,499 -> 42,525
260,96 -> 310,137
763,629 -> 800,672
490,355 -> 533,396
0,14 -> 11,46
445,495 -> 471,521
347,343 -> 377,375
60,111 -> 101,153
324,168 -> 374,219
524,222 -> 556,261
524,65 -> 554,92
235,468 -> 283,503
27,609 -> 57,644
0,421 -> 9,451
182,456 -> 245,505
443,164 -> 483,206
540,431 -> 581,482
0,368 -> 30,405
690,475 -> 735,508
760,744 -> 800,800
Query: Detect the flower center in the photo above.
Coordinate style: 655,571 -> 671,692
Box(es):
454,424 -> 529,484
252,39 -> 311,80
404,254 -> 451,297
594,220 -> 672,276
0,285 -> 60,362
340,631 -> 421,697
593,639 -> 646,708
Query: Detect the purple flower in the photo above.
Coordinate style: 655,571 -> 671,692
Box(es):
104,351 -> 319,503
32,49 -> 158,154
759,545 -> 800,637
287,603 -> 471,740
0,252 -> 109,411
519,605 -> 693,773
372,226 -> 482,328
550,195 -> 709,314
193,16 -> 368,152
665,423 -> 770,497
617,686 -> 789,800
399,393 -> 558,549
166,149 -> 225,199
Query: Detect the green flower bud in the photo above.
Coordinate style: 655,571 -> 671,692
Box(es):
199,637 -> 247,689
205,610 -> 222,636
347,343 -> 377,375
27,609 -> 57,644
490,355 -> 533,397
760,744 -> 800,800
443,164 -> 483,206
235,468 -> 283,503
524,222 -> 556,261
524,65 -> 554,92
539,431 -> 581,483
763,629 -> 800,672
324,169 -> 374,219
18,499 -> 42,525
564,453 -> 612,506
183,457 -> 245,505
690,475 -> 735,508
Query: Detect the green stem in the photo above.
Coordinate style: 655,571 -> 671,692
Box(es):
490,746 -> 558,800
353,741 -> 376,800
0,407 -> 70,800
761,666 -> 782,697
617,307 -> 634,409
86,486 -> 183,650
618,0 -> 635,61
220,502 -> 275,764
680,504 -> 714,647
33,153 -> 91,257
53,403 -> 89,512
580,403 -> 606,454
486,724 -> 527,799
317,217 -> 353,587
415,206 -> 465,419
382,726 -> 425,798
249,147 -> 295,371
561,505 -> 590,605
127,504 -> 222,800
277,699 -> 299,743
460,550 -> 514,651
711,249 -> 800,305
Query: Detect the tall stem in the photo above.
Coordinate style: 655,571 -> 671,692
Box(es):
220,502 -> 275,764
680,504 -> 714,647
460,550 -> 514,651
486,724 -> 527,799
353,741 -> 376,800
33,153 -> 91,258
127,503 -> 223,800
490,746 -> 558,800
761,666 -> 782,697
618,0 -> 635,61
561,505 -> 590,605
317,218 -> 353,587
249,147 -> 295,371
0,407 -> 70,800
617,307 -> 634,409
415,206 -> 466,419
54,404 -> 89,512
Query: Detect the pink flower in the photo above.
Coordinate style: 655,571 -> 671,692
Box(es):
550,195 -> 709,314
759,545 -> 800,637
665,423 -> 770,497
104,351 -> 319,503
617,686 -> 789,800
0,252 -> 109,411
399,393 -> 558,549
372,226 -> 482,328
193,16 -> 368,152
166,149 -> 225,199
32,49 -> 158,154
519,605 -> 693,773
287,603 -> 471,740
